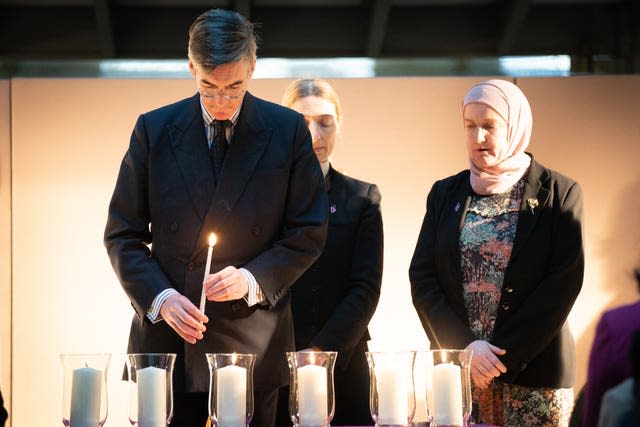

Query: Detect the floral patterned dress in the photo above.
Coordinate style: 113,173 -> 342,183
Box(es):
460,179 -> 573,427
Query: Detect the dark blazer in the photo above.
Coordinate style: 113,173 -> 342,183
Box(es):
291,167 -> 383,364
410,156 -> 584,388
289,166 -> 382,425
104,92 -> 328,392
582,301 -> 640,427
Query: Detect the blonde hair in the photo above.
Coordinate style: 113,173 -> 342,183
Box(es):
282,79 -> 342,121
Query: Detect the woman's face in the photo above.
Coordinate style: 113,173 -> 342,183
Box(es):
463,102 -> 509,169
290,96 -> 339,164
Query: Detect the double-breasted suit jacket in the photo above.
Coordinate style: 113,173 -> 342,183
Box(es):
105,92 -> 328,392
410,156 -> 584,388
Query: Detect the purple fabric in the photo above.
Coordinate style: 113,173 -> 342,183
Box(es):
581,301 -> 640,427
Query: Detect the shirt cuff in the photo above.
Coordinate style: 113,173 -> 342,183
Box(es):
146,288 -> 179,323
240,268 -> 265,306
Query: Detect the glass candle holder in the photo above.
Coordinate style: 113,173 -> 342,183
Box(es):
126,353 -> 177,427
286,351 -> 337,427
60,353 -> 111,427
412,350 -> 434,427
425,349 -> 473,427
206,353 -> 256,427
366,351 -> 416,427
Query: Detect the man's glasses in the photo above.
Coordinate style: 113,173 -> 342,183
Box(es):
199,87 -> 244,101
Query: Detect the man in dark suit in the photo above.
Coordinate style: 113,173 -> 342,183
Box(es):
104,9 -> 328,427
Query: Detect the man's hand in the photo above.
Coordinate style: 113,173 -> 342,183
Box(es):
203,266 -> 249,302
160,293 -> 208,344
465,340 -> 507,389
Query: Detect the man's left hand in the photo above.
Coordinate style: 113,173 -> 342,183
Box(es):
203,266 -> 249,301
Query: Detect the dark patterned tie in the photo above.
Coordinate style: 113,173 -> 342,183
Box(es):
211,119 -> 231,181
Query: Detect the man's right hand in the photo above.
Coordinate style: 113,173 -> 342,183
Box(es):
159,294 -> 208,344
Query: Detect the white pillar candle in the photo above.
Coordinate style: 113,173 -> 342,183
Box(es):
200,233 -> 217,312
70,367 -> 102,427
216,364 -> 247,427
137,366 -> 166,427
376,363 -> 409,425
297,364 -> 327,426
431,363 -> 463,426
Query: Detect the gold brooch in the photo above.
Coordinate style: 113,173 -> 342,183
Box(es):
527,198 -> 539,214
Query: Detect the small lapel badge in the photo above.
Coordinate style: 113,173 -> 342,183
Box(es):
454,202 -> 461,212
527,198 -> 539,214
330,204 -> 337,214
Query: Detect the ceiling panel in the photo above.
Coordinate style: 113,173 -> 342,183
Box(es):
0,0 -> 637,74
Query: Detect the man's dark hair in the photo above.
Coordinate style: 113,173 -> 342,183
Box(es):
188,8 -> 258,70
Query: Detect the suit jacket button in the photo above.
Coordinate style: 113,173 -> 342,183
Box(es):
505,288 -> 513,293
231,302 -> 241,312
187,262 -> 194,271
251,226 -> 262,236
502,304 -> 510,311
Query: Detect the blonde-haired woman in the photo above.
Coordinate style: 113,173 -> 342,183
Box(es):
275,79 -> 383,426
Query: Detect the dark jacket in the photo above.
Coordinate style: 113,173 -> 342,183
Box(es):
410,156 -> 584,388
291,166 -> 383,367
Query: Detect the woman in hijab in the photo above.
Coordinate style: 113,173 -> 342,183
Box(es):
410,79 -> 584,426
275,78 -> 383,426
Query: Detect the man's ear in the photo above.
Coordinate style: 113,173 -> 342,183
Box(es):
188,59 -> 197,78
247,58 -> 257,79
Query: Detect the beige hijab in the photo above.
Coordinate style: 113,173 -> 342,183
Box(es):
463,79 -> 532,195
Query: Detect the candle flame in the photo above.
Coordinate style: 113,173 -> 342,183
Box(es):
440,349 -> 447,363
208,233 -> 217,247
231,353 -> 237,364
310,351 -> 316,365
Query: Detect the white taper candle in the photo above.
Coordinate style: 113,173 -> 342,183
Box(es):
199,233 -> 217,312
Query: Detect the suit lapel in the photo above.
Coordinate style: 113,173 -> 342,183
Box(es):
204,92 -> 272,232
169,94 -> 214,222
511,158 -> 550,260
326,167 -> 342,219
325,166 -> 333,193
446,174 -> 472,235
